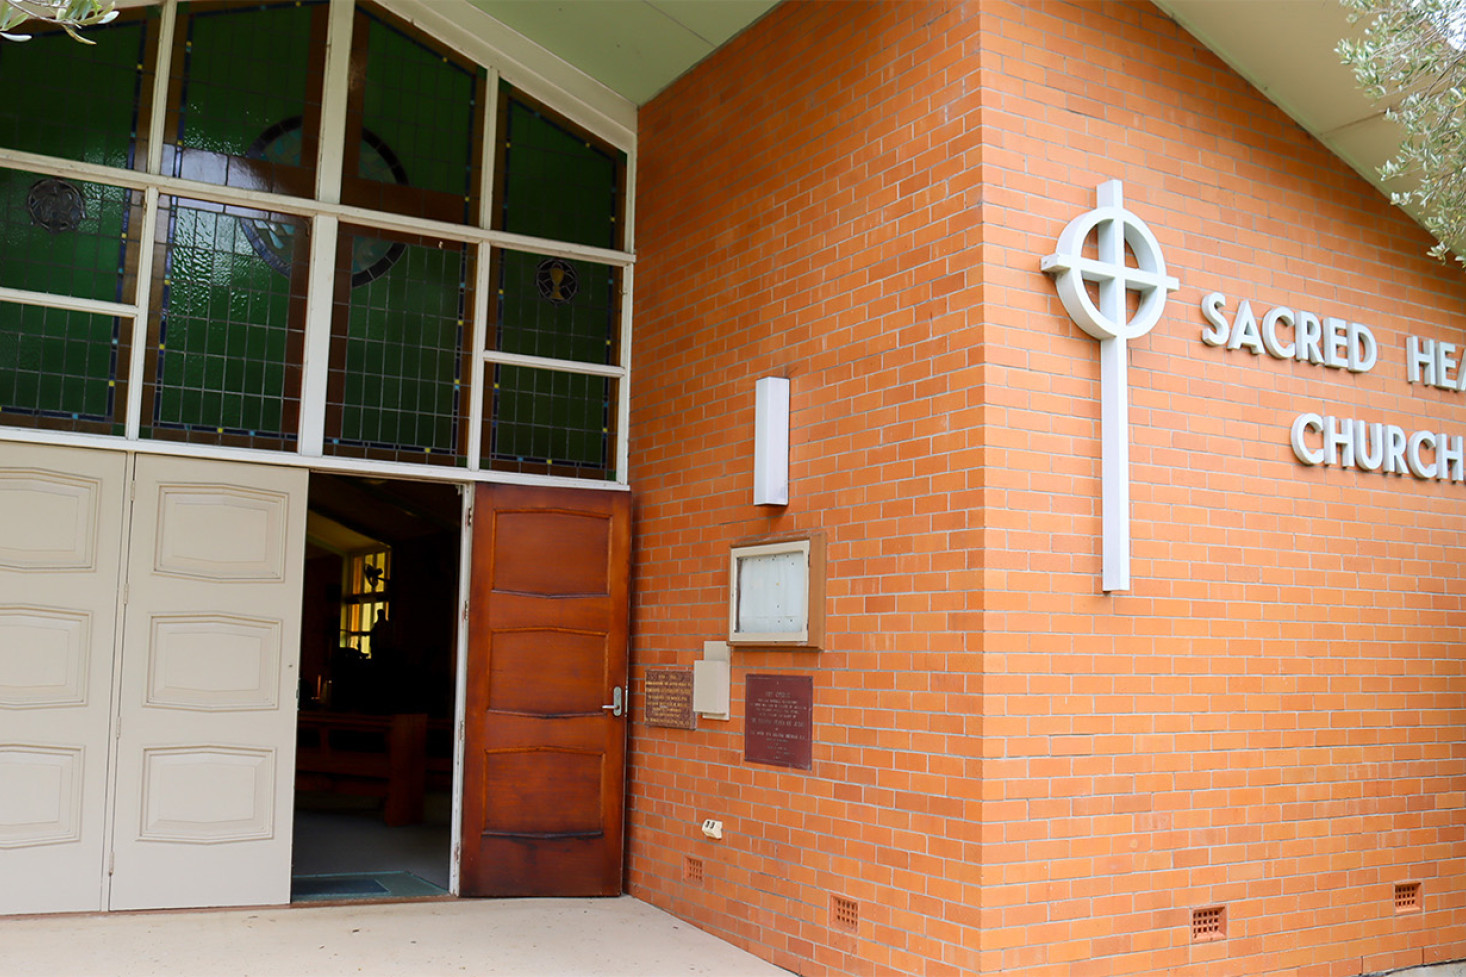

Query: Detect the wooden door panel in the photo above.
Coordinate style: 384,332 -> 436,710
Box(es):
489,510 -> 612,595
480,748 -> 604,835
461,484 -> 630,898
486,630 -> 609,715
487,591 -> 614,630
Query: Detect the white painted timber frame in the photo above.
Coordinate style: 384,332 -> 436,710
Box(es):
0,0 -> 636,492
729,539 -> 815,647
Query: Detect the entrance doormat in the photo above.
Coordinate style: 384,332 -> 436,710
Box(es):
291,871 -> 448,902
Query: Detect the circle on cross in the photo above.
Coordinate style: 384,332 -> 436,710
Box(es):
1041,181 -> 1179,342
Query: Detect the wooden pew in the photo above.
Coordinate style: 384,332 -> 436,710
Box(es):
295,712 -> 427,826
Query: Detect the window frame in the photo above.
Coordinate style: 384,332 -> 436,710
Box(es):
0,0 -> 636,490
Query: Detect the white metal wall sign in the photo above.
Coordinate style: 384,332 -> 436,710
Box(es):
1042,181 -> 1179,593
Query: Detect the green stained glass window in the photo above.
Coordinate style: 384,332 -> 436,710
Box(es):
485,90 -> 625,481
345,9 -> 480,223
0,170 -> 139,437
144,197 -> 306,449
0,6 -> 629,481
0,170 -> 137,303
0,303 -> 125,433
325,228 -> 470,464
494,253 -> 620,365
496,93 -> 624,249
485,365 -> 612,478
169,2 -> 321,195
0,17 -> 147,169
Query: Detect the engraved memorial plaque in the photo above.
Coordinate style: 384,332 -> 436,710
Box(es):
644,667 -> 696,729
744,673 -> 813,770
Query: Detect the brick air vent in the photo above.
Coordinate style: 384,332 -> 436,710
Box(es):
1395,882 -> 1421,914
831,895 -> 859,933
1191,905 -> 1226,942
684,855 -> 704,884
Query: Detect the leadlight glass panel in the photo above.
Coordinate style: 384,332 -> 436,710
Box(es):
496,91 -> 623,250
142,196 -> 307,450
484,365 -> 614,479
344,9 -> 480,224
324,227 -> 472,464
0,303 -> 128,435
0,170 -> 139,437
493,252 -> 620,365
0,171 -> 139,303
166,2 -> 322,195
0,17 -> 148,169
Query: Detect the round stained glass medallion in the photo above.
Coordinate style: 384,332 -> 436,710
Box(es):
535,257 -> 578,305
27,178 -> 87,233
241,117 -> 409,287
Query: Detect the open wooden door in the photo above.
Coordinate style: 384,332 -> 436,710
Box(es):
461,483 -> 630,897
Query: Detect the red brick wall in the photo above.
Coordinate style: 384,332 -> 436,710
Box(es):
629,2 -> 1466,975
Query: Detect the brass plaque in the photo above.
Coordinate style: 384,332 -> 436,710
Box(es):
744,673 -> 812,770
644,668 -> 696,729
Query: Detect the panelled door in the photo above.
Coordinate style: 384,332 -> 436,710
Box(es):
461,484 -> 631,897
108,455 -> 307,910
0,446 -> 306,915
0,445 -> 128,915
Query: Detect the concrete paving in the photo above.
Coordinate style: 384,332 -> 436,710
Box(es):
0,897 -> 792,977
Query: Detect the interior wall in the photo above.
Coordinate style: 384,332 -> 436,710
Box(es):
301,552 -> 344,707
392,531 -> 461,717
630,1 -> 1466,975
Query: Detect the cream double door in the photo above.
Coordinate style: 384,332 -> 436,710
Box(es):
0,445 -> 306,914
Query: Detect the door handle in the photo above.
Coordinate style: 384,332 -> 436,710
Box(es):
601,685 -> 625,717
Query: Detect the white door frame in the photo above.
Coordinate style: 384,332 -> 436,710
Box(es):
449,484 -> 473,895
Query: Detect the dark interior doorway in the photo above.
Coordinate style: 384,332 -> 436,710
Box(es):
290,474 -> 462,902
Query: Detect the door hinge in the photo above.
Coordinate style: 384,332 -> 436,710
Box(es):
461,600 -> 469,623
457,719 -> 464,745
465,506 -> 473,527
107,851 -> 115,876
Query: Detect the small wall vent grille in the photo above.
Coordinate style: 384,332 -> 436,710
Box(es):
831,895 -> 859,932
1191,905 -> 1226,942
1395,882 -> 1421,913
684,855 -> 704,884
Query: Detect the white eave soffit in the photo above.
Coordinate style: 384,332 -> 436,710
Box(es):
1153,0 -> 1412,232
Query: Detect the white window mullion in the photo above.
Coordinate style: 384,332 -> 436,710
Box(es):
465,68 -> 500,472
299,215 -> 339,455
124,186 -> 161,441
481,350 -> 625,381
616,262 -> 633,483
0,148 -> 635,268
616,146 -> 635,484
0,286 -> 133,319
145,1 -> 178,177
466,243 -> 490,471
316,0 -> 355,204
300,0 -> 353,455
479,68 -> 500,230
